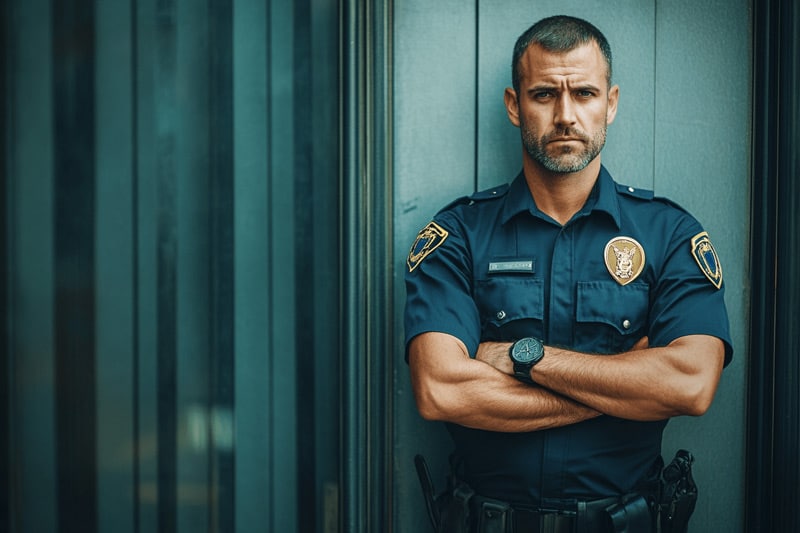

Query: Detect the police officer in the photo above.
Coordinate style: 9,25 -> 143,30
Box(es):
405,15 -> 732,533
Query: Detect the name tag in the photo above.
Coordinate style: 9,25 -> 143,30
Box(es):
488,259 -> 534,274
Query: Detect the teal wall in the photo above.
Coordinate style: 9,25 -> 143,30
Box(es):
392,2 -> 752,532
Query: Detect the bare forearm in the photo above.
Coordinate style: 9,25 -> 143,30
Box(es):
423,368 -> 599,432
533,337 -> 724,420
478,336 -> 725,421
409,333 -> 600,432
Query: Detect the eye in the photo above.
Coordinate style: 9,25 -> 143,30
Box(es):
533,90 -> 554,100
576,89 -> 596,98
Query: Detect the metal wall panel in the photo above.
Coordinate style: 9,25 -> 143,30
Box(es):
132,1 -> 160,529
52,2 -> 98,528
307,2 -> 341,530
267,1 -> 299,531
392,1 -> 478,531
747,1 -> 800,530
175,3 -> 213,531
7,0 -> 58,530
654,2 -> 751,531
4,1 -> 341,531
232,1 -> 272,530
95,1 -> 136,531
0,2 -> 8,526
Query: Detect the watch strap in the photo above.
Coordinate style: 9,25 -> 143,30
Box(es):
513,363 -> 535,384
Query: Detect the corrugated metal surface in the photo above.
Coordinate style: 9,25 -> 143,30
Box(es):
4,1 -> 340,532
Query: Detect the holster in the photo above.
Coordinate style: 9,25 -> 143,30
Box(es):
657,450 -> 698,533
474,498 -> 513,533
415,454 -> 476,532
604,493 -> 654,533
438,482 -> 475,533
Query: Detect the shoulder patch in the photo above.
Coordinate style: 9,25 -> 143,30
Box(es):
407,221 -> 449,272
691,231 -> 723,289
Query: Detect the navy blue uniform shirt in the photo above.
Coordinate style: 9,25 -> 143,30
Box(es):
404,165 -> 732,504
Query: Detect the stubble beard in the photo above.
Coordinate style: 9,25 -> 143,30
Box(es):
521,122 -> 607,174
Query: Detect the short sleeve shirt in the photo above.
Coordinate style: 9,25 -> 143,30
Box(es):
404,166 -> 732,504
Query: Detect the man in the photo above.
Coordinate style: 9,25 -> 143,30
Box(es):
405,15 -> 731,533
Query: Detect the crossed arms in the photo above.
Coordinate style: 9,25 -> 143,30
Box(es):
408,331 -> 725,432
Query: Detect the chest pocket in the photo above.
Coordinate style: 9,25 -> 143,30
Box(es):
474,277 -> 544,342
576,281 -> 649,354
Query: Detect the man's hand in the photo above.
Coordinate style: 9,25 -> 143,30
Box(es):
630,336 -> 649,351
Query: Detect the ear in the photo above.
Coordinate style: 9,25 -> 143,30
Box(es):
606,84 -> 619,125
504,87 -> 521,127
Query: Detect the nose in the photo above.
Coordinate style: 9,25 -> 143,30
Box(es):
554,93 -> 577,128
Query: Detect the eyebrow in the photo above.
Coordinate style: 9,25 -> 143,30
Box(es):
526,83 -> 603,94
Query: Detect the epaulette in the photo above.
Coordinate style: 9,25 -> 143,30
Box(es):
470,183 -> 510,201
616,182 -> 693,215
437,183 -> 510,214
615,182 -> 654,201
653,195 -> 693,215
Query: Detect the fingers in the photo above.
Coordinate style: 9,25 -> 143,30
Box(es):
631,336 -> 649,351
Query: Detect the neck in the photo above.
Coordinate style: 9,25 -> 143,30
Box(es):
522,157 -> 601,225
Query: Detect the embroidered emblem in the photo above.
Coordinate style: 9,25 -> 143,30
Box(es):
691,231 -> 723,289
604,237 -> 646,285
407,221 -> 449,272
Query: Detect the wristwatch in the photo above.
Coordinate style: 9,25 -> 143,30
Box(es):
509,337 -> 545,384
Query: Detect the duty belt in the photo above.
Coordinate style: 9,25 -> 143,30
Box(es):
467,491 -> 653,533
415,452 -> 697,533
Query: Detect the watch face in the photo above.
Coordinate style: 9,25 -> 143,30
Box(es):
513,338 -> 544,363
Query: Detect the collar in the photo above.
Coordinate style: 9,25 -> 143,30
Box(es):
500,165 -> 621,229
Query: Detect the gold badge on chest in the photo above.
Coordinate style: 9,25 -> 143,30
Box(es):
604,236 -> 646,285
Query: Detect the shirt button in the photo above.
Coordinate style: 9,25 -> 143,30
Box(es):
496,310 -> 506,320
628,187 -> 635,193
622,319 -> 631,329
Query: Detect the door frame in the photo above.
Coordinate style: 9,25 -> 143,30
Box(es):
746,0 -> 800,531
340,0 -> 395,531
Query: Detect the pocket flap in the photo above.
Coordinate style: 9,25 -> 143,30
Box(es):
576,281 -> 649,335
475,277 -> 544,327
